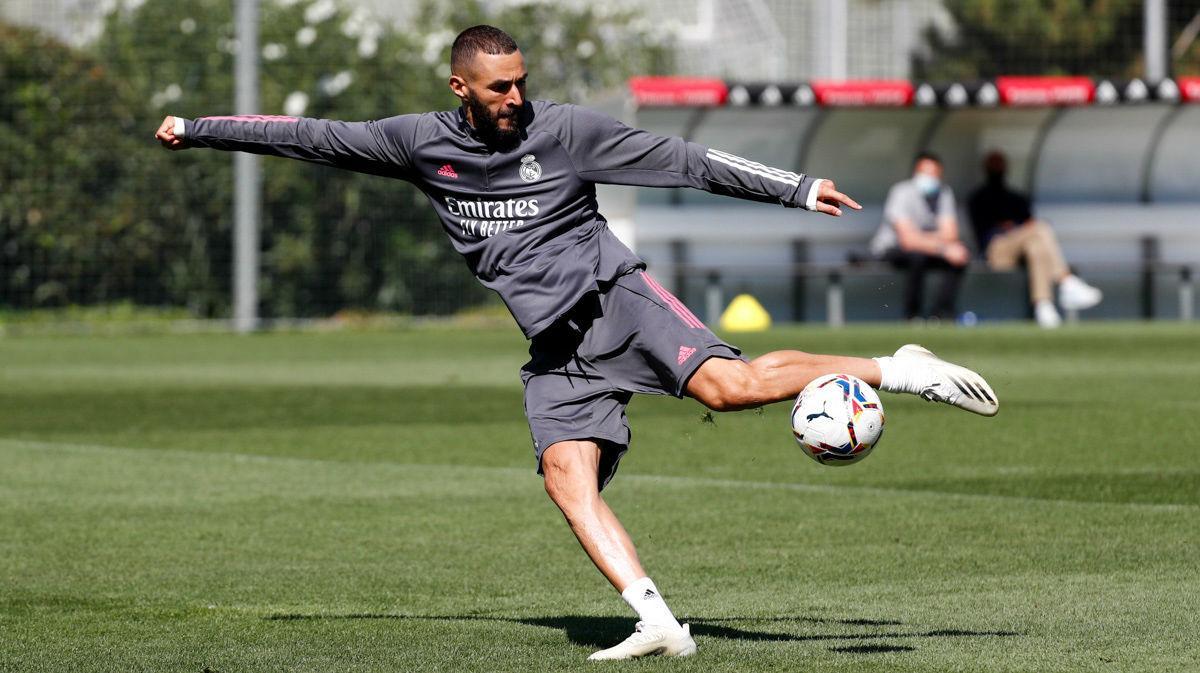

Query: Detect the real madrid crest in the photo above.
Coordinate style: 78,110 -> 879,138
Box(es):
519,154 -> 542,183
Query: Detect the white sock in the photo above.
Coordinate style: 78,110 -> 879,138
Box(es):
873,356 -> 921,395
621,577 -> 682,630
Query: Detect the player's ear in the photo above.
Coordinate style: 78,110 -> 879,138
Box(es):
448,74 -> 469,102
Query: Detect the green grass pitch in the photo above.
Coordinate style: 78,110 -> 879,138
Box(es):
2,323 -> 1199,672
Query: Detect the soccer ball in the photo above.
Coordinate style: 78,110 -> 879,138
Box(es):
791,374 -> 885,466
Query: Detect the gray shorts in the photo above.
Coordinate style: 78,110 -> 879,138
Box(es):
521,270 -> 744,489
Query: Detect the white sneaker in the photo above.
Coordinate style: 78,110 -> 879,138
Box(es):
893,344 -> 999,417
587,622 -> 697,661
1058,275 -> 1102,311
1035,300 -> 1062,329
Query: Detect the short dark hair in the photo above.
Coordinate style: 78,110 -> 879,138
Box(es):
983,150 -> 1007,175
913,150 -> 942,167
451,25 -> 519,74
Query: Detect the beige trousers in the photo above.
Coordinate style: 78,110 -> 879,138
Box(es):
986,221 -> 1070,303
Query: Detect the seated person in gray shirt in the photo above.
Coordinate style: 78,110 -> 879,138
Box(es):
870,152 -> 970,321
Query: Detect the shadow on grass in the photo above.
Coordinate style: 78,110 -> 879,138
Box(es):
831,644 -> 916,654
264,612 -> 1018,653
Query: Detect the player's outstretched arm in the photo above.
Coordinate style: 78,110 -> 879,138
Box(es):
153,113 -> 417,179
563,105 -> 860,217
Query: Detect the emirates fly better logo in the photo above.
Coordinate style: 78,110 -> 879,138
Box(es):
444,196 -> 540,238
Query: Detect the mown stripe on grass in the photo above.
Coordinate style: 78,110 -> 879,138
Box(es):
2,437 -> 1195,513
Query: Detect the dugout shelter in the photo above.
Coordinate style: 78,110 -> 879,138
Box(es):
597,76 -> 1200,324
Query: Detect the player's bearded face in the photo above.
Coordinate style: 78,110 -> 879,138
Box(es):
465,88 -> 520,143
456,51 -> 527,146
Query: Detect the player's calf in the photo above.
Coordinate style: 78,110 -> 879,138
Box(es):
687,352 -> 883,412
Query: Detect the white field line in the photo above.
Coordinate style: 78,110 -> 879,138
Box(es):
1,437 -> 1196,513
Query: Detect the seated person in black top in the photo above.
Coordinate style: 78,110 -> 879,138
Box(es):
967,151 -> 1102,328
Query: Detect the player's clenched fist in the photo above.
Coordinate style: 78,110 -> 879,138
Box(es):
155,116 -> 186,150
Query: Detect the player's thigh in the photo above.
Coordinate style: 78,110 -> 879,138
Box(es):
606,271 -> 744,397
540,440 -> 603,496
541,439 -> 601,472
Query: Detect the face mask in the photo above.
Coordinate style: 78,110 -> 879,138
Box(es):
914,173 -> 941,196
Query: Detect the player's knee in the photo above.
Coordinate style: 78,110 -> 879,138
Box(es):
542,471 -> 573,506
542,475 -> 599,526
541,453 -> 571,494
542,469 -> 580,510
540,446 -> 596,506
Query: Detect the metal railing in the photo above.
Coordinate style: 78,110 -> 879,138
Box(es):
673,261 -> 1196,327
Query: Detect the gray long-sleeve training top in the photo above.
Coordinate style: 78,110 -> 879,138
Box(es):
177,101 -> 824,338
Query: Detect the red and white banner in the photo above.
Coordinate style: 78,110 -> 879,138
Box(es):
994,76 -> 1095,106
810,80 -> 914,107
628,77 -> 728,107
1177,77 -> 1200,102
630,76 -> 1192,108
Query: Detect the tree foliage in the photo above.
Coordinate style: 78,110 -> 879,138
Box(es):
0,23 -> 179,308
1,0 -> 674,318
915,0 -> 1200,80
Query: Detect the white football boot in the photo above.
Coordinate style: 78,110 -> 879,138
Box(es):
587,622 -> 697,661
893,344 -> 1000,417
1058,275 -> 1103,311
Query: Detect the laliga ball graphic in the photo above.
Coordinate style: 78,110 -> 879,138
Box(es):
791,374 -> 885,466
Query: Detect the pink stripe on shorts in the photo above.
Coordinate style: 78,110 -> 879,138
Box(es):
640,272 -> 706,329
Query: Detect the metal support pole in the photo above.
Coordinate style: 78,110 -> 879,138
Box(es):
233,0 -> 261,332
1180,266 -> 1194,321
826,270 -> 845,328
791,240 -> 808,323
815,0 -> 848,80
1145,0 -> 1169,82
1140,236 -> 1160,320
669,239 -> 688,306
705,272 -> 723,327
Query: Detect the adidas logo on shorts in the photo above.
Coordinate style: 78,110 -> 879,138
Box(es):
677,346 -> 697,365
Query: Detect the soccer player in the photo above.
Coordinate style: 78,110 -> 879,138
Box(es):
156,25 -> 998,661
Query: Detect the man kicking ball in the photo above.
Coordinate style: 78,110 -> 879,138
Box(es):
156,24 -> 998,661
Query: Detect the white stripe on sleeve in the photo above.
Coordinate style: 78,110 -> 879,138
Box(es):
705,150 -> 800,187
707,149 -> 803,183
